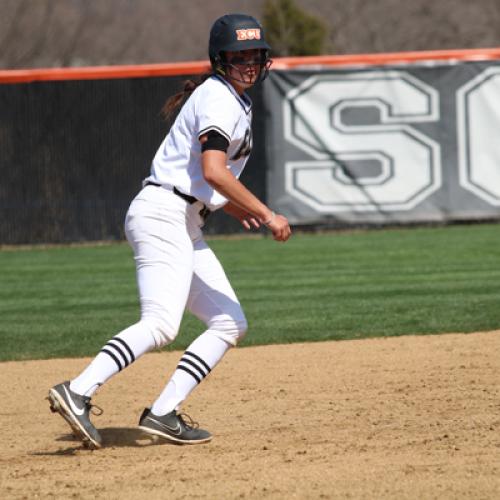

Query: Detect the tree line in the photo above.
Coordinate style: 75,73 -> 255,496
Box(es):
1,0 -> 499,69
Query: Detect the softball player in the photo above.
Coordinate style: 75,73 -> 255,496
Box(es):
48,13 -> 291,448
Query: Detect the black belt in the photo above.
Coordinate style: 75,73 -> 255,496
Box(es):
146,181 -> 198,204
145,181 -> 211,220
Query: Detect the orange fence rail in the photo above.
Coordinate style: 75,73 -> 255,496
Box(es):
1,47 -> 500,84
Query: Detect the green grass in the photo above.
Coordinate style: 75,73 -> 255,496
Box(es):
1,223 -> 500,361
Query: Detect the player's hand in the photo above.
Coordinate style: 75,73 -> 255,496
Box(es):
266,213 -> 291,242
238,214 -> 261,230
223,202 -> 261,230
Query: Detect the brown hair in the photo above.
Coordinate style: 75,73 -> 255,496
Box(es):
161,73 -> 213,122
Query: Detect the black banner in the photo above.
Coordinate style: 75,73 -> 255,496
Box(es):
0,75 -> 266,244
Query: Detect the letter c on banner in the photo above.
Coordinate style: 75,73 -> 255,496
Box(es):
457,67 -> 500,206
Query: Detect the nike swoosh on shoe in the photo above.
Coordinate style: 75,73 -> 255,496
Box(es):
146,416 -> 182,435
63,385 -> 85,416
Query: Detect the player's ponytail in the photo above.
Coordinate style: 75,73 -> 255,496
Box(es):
161,73 -> 212,122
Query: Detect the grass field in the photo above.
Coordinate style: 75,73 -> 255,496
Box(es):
1,223 -> 500,362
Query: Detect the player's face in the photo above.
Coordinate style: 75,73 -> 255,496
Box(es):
224,49 -> 263,93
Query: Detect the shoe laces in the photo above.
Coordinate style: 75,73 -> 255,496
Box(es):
177,412 -> 199,430
81,395 -> 104,416
89,403 -> 104,416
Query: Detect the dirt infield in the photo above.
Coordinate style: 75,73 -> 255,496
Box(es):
1,331 -> 499,499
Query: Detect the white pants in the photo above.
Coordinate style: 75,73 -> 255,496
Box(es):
124,184 -> 248,348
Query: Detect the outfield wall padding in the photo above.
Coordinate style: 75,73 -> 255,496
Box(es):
265,59 -> 500,225
1,49 -> 500,244
0,74 -> 266,244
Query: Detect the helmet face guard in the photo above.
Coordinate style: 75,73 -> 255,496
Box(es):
209,14 -> 272,84
217,50 -> 272,84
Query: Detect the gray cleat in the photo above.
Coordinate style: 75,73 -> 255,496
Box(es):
48,381 -> 103,449
138,408 -> 212,444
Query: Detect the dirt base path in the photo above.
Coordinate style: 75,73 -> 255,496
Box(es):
1,331 -> 499,499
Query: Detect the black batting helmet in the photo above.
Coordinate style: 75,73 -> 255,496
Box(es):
209,14 -> 272,83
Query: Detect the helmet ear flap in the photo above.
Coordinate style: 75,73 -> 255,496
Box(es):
212,53 -> 227,76
259,58 -> 272,82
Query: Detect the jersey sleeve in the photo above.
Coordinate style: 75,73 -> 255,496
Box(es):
195,83 -> 240,143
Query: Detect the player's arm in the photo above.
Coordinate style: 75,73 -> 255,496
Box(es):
200,133 -> 291,241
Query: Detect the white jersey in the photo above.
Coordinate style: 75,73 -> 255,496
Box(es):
146,75 -> 253,211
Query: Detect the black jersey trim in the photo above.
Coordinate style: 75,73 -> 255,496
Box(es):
201,130 -> 230,152
198,125 -> 231,144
